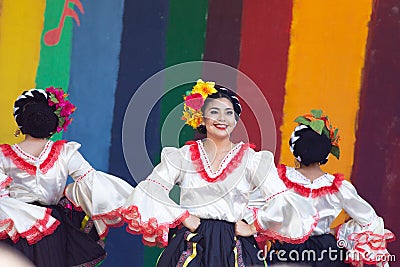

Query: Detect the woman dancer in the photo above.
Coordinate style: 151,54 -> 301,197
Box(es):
122,80 -> 319,266
270,110 -> 395,266
0,87 -> 134,266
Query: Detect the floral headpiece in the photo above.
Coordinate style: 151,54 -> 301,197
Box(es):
181,79 -> 218,129
294,109 -> 340,159
46,87 -> 76,132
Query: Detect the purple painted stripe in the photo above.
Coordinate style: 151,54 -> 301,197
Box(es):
351,0 -> 400,258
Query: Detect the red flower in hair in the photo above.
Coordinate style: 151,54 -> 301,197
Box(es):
46,87 -> 76,133
185,93 -> 204,110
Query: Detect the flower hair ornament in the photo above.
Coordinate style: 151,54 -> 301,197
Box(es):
46,87 -> 76,132
14,87 -> 76,134
292,109 -> 340,159
181,79 -> 218,129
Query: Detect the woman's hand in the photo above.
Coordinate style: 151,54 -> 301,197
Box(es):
182,215 -> 201,232
235,220 -> 257,237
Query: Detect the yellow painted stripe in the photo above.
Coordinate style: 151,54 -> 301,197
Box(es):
0,0 -> 46,144
280,0 -> 373,179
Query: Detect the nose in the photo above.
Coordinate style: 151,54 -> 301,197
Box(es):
217,113 -> 226,122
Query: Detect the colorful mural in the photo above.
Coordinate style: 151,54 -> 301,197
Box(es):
0,0 -> 398,266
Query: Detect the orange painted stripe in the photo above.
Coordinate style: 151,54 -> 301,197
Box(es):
280,0 -> 373,179
0,0 -> 46,143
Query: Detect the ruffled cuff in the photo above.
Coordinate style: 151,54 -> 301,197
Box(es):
0,197 -> 60,245
254,190 -> 319,244
64,170 -> 134,238
336,217 -> 395,266
122,182 -> 190,247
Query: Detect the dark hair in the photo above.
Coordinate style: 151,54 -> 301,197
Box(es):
196,85 -> 242,134
14,90 -> 58,138
289,127 -> 332,166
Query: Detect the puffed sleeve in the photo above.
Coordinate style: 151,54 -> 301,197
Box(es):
63,142 -> 134,238
248,150 -> 318,244
0,152 -> 59,245
122,147 -> 190,247
335,180 -> 395,267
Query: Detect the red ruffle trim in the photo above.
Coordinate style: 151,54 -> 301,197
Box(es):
0,176 -> 12,189
0,208 -> 60,245
0,144 -> 36,175
64,192 -> 127,239
336,224 -> 396,266
91,207 -> 128,239
277,164 -> 344,198
40,140 -> 66,174
254,210 -> 320,244
0,141 -> 66,175
186,141 -> 255,183
122,205 -> 190,247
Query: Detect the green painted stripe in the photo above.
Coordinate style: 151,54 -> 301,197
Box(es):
35,0 -> 76,140
144,1 -> 209,266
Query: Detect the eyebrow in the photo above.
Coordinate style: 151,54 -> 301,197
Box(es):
208,107 -> 234,111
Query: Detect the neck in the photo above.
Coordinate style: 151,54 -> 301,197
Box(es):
299,162 -> 320,170
23,135 -> 48,142
204,137 -> 232,152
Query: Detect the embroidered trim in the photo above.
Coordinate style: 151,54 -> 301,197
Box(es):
0,176 -> 12,189
0,141 -> 66,175
177,232 -> 198,267
146,178 -> 169,191
277,164 -> 344,198
122,205 -> 190,247
76,168 -> 94,182
265,189 -> 288,202
187,141 -> 254,183
72,254 -> 106,267
254,210 -> 320,244
235,237 -> 245,267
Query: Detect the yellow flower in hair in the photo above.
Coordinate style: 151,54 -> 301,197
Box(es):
191,79 -> 217,99
181,79 -> 218,129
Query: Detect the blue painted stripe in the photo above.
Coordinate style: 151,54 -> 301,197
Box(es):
107,1 -> 170,266
63,1 -> 143,266
64,0 -> 124,172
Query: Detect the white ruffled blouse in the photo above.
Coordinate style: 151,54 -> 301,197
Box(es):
277,165 -> 395,267
0,140 -> 133,245
123,140 -> 319,247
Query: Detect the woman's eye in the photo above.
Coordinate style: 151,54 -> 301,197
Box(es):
210,110 -> 218,114
226,111 -> 234,115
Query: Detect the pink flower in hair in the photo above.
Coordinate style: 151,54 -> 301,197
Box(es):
45,87 -> 76,133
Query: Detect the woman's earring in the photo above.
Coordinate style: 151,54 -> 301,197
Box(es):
294,158 -> 301,168
14,128 -> 21,137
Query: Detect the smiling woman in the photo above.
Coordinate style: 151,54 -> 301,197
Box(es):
122,80 -> 320,267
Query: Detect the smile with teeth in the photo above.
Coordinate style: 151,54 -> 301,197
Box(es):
214,123 -> 228,130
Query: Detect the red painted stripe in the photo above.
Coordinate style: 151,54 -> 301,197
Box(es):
238,0 -> 293,161
203,0 -> 243,68
351,0 -> 400,257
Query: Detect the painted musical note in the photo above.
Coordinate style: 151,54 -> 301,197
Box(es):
44,0 -> 85,46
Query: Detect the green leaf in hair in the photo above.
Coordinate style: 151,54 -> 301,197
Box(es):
50,95 -> 59,104
331,146 -> 340,159
311,109 -> 323,119
294,116 -> 311,125
310,120 -> 324,134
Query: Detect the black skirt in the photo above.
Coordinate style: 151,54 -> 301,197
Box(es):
269,234 -> 350,267
157,219 -> 266,267
1,198 -> 106,267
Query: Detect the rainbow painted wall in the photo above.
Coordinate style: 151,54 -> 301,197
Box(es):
0,0 -> 398,266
